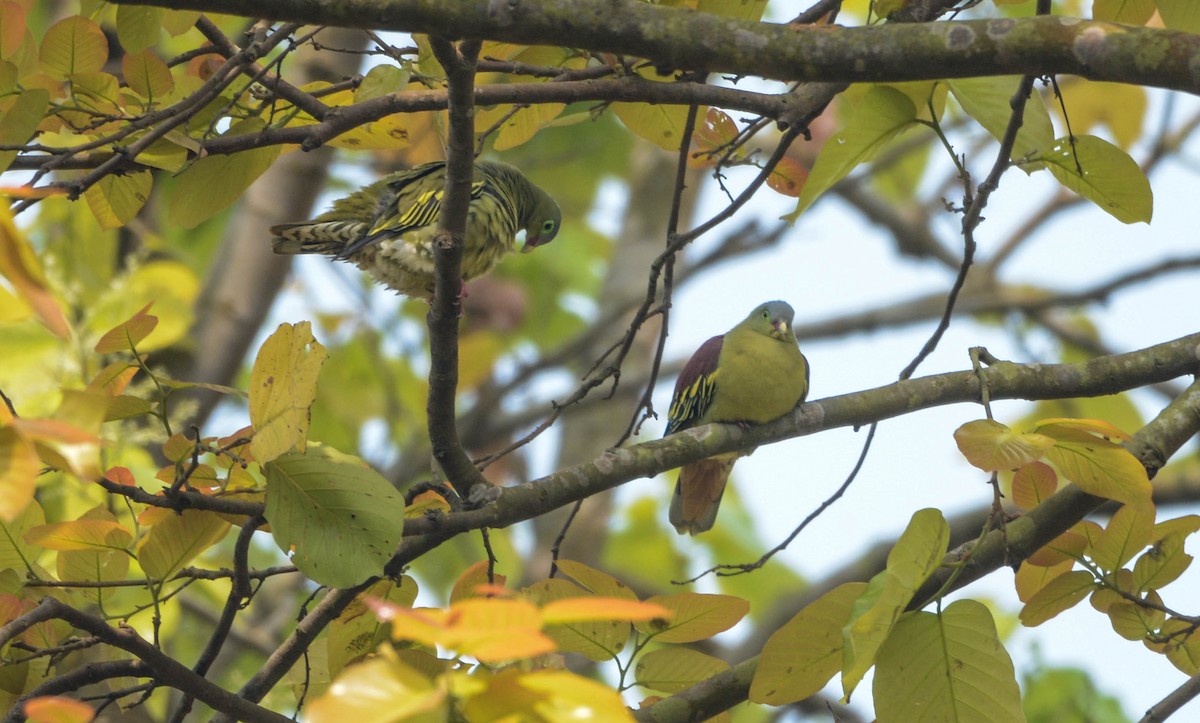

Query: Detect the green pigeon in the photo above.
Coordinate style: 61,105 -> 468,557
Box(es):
665,300 -> 810,535
270,160 -> 561,298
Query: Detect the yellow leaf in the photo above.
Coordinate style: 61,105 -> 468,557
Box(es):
1025,528 -> 1086,567
1015,559 -> 1073,603
954,419 -> 1055,471
1042,426 -> 1152,507
307,655 -> 446,723
84,171 -> 152,230
464,669 -> 635,722
1033,417 -> 1132,442
249,322 -> 328,463
542,596 -> 670,624
1106,591 -> 1164,641
637,592 -> 748,643
525,577 -> 630,661
24,519 -> 132,551
751,582 -> 867,705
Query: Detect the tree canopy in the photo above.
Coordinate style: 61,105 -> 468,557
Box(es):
2,0 -> 1200,721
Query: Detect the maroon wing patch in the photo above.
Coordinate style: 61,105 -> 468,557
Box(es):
665,334 -> 723,435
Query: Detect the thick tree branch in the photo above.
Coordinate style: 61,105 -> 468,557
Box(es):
403,332 -> 1200,537
114,0 -> 1200,96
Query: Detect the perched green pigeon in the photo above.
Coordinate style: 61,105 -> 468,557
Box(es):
665,300 -> 810,535
270,160 -> 561,298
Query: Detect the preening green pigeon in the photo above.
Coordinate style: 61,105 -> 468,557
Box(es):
270,160 -> 561,298
665,300 -> 810,535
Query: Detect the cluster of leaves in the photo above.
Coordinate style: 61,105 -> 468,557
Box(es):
955,418 -> 1200,678
305,560 -> 757,721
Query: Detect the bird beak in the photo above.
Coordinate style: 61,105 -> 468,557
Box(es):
772,319 -> 790,337
521,234 -> 540,253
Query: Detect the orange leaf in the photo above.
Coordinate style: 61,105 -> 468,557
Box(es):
451,561 -> 508,603
1033,417 -> 1132,442
1011,461 -> 1058,509
94,302 -> 158,353
767,156 -> 809,197
23,696 -> 95,723
0,205 -> 68,338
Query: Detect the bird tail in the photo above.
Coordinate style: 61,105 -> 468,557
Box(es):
270,221 -> 369,256
669,454 -> 737,536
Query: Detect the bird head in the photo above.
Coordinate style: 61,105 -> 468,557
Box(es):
745,300 -> 796,341
520,191 -> 562,253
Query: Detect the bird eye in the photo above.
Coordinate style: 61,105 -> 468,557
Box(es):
542,219 -> 556,233
761,310 -> 769,318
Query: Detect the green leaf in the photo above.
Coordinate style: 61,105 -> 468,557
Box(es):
122,50 -> 174,100
249,321 -> 327,463
873,600 -> 1024,723
1132,516 -> 1200,592
1156,0 -> 1200,33
751,582 -> 867,705
843,508 -> 949,698
1041,425 -> 1152,507
697,0 -> 769,21
136,510 -> 230,580
1088,502 -> 1155,572
1019,569 -> 1094,626
39,15 -> 107,78
948,76 -> 1055,164
1035,134 -> 1152,224
0,499 -> 44,572
1022,666 -> 1129,723
636,647 -> 730,694
84,171 -> 153,231
354,63 -> 411,103
0,89 -> 49,175
786,86 -> 918,221
264,447 -> 406,589
1092,0 -> 1155,25
167,120 -> 283,229
524,577 -> 630,661
637,592 -> 748,644
115,5 -> 163,54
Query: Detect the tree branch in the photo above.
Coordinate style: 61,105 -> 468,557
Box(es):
403,331 -> 1200,537
114,1 -> 1200,96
